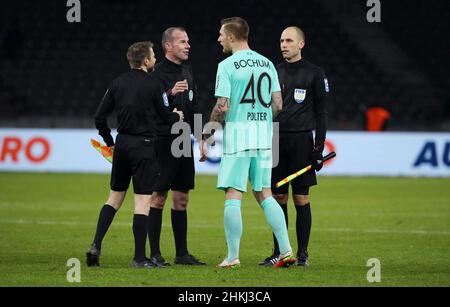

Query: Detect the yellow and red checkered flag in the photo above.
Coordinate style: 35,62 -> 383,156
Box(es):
90,139 -> 113,164
276,152 -> 336,188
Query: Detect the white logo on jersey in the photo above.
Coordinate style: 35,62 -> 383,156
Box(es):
162,92 -> 169,107
189,90 -> 194,102
324,78 -> 330,93
294,89 -> 306,104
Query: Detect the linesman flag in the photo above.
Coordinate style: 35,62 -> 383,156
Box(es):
276,152 -> 336,188
90,138 -> 113,164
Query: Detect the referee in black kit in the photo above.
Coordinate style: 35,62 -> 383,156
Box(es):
86,41 -> 183,268
260,27 -> 330,266
147,27 -> 206,266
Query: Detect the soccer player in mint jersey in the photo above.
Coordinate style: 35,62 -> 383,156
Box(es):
200,17 -> 295,268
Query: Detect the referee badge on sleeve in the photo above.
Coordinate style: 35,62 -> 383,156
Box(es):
324,78 -> 330,93
294,89 -> 306,104
162,92 -> 169,107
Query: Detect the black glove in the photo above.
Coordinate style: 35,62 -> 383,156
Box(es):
311,144 -> 324,172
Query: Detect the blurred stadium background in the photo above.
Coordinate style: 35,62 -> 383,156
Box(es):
0,0 -> 449,287
1,0 -> 449,130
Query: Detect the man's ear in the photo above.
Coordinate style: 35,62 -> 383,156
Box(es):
299,40 -> 305,50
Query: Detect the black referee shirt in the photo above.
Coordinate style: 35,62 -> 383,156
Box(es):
94,69 -> 180,146
154,58 -> 202,136
275,59 -> 329,147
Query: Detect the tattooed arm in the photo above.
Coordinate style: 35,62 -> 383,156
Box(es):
271,91 -> 283,118
203,96 -> 228,140
210,97 -> 229,125
199,97 -> 229,162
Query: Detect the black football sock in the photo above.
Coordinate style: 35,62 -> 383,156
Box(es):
92,205 -> 117,250
295,203 -> 312,255
148,207 -> 163,257
273,203 -> 288,256
133,214 -> 148,262
171,209 -> 188,257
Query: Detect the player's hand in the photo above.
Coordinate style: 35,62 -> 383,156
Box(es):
173,108 -> 184,121
218,101 -> 228,113
311,149 -> 324,172
109,145 -> 115,153
202,128 -> 216,146
169,80 -> 188,96
199,140 -> 209,162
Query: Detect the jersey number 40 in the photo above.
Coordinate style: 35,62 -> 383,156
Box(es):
240,72 -> 272,108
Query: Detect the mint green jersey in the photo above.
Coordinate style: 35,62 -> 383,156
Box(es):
215,50 -> 281,154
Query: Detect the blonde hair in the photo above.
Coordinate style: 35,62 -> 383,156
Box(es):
221,17 -> 249,41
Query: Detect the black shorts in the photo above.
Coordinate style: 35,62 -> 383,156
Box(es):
152,136 -> 195,192
271,131 -> 317,195
110,134 -> 157,195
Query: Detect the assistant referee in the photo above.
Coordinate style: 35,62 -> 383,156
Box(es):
86,41 -> 183,268
260,27 -> 330,266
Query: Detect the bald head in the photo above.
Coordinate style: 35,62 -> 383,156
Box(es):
283,26 -> 305,42
280,26 -> 305,62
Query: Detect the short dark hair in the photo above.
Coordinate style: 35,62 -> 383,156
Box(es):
126,41 -> 153,68
161,27 -> 186,53
221,17 -> 249,41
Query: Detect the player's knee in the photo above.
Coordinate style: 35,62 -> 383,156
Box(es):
108,203 -> 121,211
172,202 -> 187,211
254,189 -> 273,205
172,192 -> 189,210
293,194 -> 310,206
134,194 -> 151,212
107,190 -> 126,210
134,202 -> 150,215
151,191 -> 168,209
106,200 -> 122,211
226,188 -> 243,201
274,194 -> 289,204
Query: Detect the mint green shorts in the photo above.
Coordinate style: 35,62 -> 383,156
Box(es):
217,149 -> 272,192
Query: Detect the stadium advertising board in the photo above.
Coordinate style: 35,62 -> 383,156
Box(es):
0,128 -> 449,177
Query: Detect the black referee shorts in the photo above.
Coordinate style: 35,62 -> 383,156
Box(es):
152,135 -> 195,192
110,134 -> 157,195
271,131 -> 317,195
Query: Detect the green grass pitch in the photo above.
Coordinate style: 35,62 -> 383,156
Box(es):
0,173 -> 449,286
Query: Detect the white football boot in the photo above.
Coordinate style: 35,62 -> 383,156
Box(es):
217,258 -> 241,268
